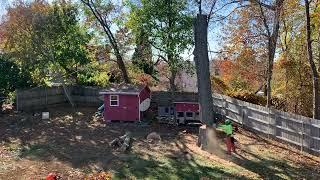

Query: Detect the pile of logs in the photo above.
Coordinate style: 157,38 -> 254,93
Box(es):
109,132 -> 132,152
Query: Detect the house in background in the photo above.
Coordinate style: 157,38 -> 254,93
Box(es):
175,71 -> 198,92
99,84 -> 151,122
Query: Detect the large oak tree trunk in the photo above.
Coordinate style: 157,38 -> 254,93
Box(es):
305,0 -> 320,119
193,14 -> 214,126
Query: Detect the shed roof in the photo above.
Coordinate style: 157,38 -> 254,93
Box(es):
99,83 -> 146,95
151,91 -> 198,106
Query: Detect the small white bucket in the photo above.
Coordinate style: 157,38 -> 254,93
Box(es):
42,112 -> 50,120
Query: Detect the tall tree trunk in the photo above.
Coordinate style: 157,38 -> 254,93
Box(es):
305,0 -> 320,119
166,0 -> 176,92
266,1 -> 283,107
194,14 -> 214,125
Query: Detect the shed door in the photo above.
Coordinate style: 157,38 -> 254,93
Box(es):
121,95 -> 139,121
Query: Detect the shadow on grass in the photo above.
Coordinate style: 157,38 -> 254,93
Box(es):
1,106 -> 319,179
114,152 -> 248,180
230,151 -> 320,180
1,107 -> 217,178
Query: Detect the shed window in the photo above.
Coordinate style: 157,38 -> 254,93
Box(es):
170,107 -> 174,115
186,112 -> 193,117
110,95 -> 119,106
177,112 -> 184,117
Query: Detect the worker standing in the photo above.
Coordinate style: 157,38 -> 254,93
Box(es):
218,119 -> 236,155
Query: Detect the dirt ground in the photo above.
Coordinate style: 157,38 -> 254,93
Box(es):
0,106 -> 320,180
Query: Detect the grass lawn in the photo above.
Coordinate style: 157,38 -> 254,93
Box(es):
1,106 -> 319,179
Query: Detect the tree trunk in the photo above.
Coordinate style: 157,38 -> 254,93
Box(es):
305,0 -> 320,119
166,0 -> 176,92
266,1 -> 283,107
115,54 -> 130,83
266,40 -> 275,107
193,14 -> 214,126
169,69 -> 177,92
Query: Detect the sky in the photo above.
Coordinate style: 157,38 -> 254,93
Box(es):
0,0 -> 10,16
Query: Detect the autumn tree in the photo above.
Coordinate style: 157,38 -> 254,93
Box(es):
31,1 -> 91,82
127,0 -> 193,91
305,0 -> 320,119
81,0 -> 130,83
1,0 -> 91,84
219,6 -> 266,93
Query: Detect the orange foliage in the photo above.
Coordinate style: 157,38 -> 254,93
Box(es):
217,59 -> 234,83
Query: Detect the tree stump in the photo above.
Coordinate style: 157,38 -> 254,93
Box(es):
197,125 -> 220,154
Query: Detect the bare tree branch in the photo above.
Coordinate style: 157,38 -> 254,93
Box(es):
210,5 -> 249,22
207,0 -> 217,21
208,0 -> 242,19
258,1 -> 271,37
247,0 -> 276,10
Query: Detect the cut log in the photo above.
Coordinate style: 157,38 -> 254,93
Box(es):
120,133 -> 132,152
110,138 -> 122,148
110,132 -> 132,152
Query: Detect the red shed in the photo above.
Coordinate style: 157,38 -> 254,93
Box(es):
99,84 -> 151,122
174,102 -> 200,124
174,102 -> 199,112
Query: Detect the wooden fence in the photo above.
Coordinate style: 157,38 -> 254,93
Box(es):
16,86 -> 320,154
212,93 -> 320,155
16,86 -> 104,111
16,86 -> 67,111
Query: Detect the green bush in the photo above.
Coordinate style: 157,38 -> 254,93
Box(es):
0,55 -> 33,97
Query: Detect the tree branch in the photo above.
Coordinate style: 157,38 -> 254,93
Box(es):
258,1 -> 271,37
208,0 -> 242,19
207,0 -> 217,21
247,0 -> 276,11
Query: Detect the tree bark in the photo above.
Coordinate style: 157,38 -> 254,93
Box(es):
265,0 -> 284,107
169,69 -> 177,91
305,0 -> 320,119
193,14 -> 214,126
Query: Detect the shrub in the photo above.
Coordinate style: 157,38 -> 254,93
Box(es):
0,55 -> 33,97
226,91 -> 286,110
227,91 -> 266,106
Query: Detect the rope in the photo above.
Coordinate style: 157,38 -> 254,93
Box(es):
62,83 -> 75,108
